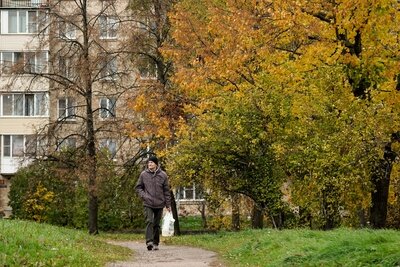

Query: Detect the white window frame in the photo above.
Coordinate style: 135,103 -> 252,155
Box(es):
0,51 -> 23,74
0,51 -> 48,74
100,55 -> 117,80
99,15 -> 118,39
176,184 -> 204,201
25,51 -> 47,73
3,135 -> 25,158
137,16 -> 156,34
58,97 -> 76,121
1,93 -> 49,117
138,55 -> 157,80
59,56 -> 74,79
59,21 -> 76,40
99,138 -> 117,158
25,135 -> 47,157
99,97 -> 116,119
56,137 -> 77,151
0,10 -> 45,34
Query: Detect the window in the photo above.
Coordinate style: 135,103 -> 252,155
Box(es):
99,139 -> 117,158
3,94 -> 23,115
59,21 -> 76,39
0,51 -> 48,74
137,16 -> 156,34
99,97 -> 116,118
34,93 -> 48,116
3,135 -> 24,157
59,57 -> 74,79
6,52 -> 24,74
176,184 -> 204,200
1,52 -> 13,74
100,55 -> 117,80
31,0 -> 43,7
25,51 -> 47,73
99,15 -> 118,39
25,52 -> 36,73
138,56 -> 157,79
2,93 -> 48,116
35,52 -> 47,73
57,137 -> 76,151
25,135 -> 47,157
1,10 -> 45,34
58,97 -> 76,120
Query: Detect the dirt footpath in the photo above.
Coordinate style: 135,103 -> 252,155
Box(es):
107,241 -> 225,267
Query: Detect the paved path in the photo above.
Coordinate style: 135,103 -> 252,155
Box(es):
107,241 -> 224,267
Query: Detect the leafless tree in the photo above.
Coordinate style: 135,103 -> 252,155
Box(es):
5,0 -> 146,234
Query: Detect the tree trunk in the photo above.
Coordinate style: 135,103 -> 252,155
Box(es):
251,204 -> 263,229
231,193 -> 240,231
369,143 -> 395,228
88,182 -> 98,234
357,208 -> 367,227
370,165 -> 391,228
87,123 -> 98,234
83,0 -> 98,234
170,190 -> 180,235
342,27 -> 397,229
321,185 -> 340,230
272,212 -> 284,229
369,143 -> 396,228
200,201 -> 207,229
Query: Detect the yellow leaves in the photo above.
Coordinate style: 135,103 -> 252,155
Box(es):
23,182 -> 55,223
131,94 -> 146,112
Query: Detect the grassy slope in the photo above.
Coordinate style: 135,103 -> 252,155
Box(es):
165,228 -> 400,267
3,219 -> 400,267
0,220 -> 131,266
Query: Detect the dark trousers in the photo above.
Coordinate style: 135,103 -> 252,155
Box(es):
144,207 -> 163,245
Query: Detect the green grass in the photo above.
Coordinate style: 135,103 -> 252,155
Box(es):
3,219 -> 400,267
164,228 -> 400,266
178,215 -> 204,231
0,219 -> 132,266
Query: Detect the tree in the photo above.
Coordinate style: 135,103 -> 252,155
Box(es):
269,0 -> 400,228
126,0 -> 185,155
125,0 -> 187,233
167,0 -> 400,229
7,0 -> 143,234
167,85 -> 289,228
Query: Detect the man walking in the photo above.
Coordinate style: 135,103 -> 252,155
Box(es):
135,155 -> 171,251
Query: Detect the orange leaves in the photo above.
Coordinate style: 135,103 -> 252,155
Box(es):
169,0 -> 276,100
127,92 -> 174,140
130,94 -> 147,112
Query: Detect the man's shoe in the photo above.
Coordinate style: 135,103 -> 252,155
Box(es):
146,243 -> 153,251
153,245 -> 159,250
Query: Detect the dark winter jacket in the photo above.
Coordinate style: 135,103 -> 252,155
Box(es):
135,167 -> 171,209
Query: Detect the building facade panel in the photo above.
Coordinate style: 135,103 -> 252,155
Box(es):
0,117 -> 48,132
0,35 -> 42,50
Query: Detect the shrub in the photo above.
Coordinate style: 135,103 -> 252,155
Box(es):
23,182 -> 55,222
9,150 -> 144,231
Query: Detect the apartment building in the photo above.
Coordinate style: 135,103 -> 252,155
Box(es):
0,0 -> 51,217
0,0 -> 146,217
0,0 -> 204,219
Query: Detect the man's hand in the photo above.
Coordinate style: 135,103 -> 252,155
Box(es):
166,207 -> 171,212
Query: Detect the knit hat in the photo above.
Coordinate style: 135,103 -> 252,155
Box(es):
148,156 -> 159,165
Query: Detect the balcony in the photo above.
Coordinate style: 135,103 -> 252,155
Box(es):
0,0 -> 49,8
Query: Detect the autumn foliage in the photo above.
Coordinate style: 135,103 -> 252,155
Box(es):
160,0 -> 400,229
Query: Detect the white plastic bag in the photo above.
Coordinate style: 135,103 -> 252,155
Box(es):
161,211 -> 175,237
